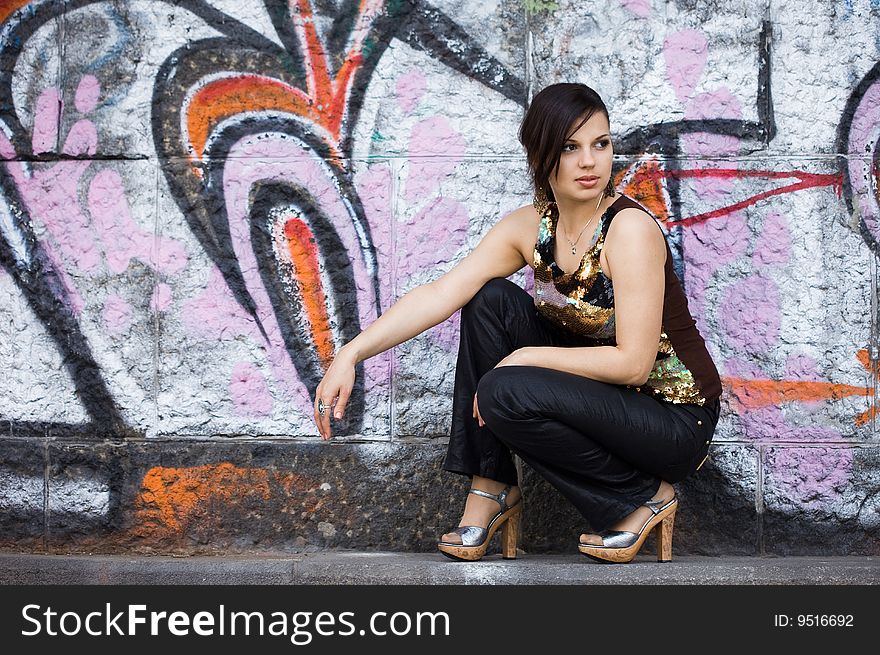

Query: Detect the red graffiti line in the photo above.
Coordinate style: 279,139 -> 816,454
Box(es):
618,163 -> 843,227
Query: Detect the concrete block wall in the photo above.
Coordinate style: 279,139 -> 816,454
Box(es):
0,0 -> 878,556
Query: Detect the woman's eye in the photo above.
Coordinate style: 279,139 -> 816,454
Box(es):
595,139 -> 611,149
562,143 -> 577,152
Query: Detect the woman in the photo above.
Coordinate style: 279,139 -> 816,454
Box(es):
313,83 -> 722,564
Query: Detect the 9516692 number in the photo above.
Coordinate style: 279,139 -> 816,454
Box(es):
773,614 -> 854,627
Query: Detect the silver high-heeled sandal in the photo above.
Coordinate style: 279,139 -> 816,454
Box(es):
578,496 -> 677,563
437,485 -> 522,561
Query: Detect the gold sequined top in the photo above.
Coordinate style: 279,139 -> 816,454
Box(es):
532,195 -> 722,406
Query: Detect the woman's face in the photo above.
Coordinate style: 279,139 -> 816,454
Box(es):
548,111 -> 613,206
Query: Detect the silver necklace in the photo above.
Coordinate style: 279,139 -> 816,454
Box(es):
560,194 -> 604,256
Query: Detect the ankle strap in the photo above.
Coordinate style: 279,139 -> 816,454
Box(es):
645,497 -> 676,515
468,485 -> 513,512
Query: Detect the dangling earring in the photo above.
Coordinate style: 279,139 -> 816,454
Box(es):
533,186 -> 553,215
603,177 -> 616,199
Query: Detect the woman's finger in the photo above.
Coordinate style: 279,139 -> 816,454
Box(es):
315,384 -> 337,440
473,393 -> 484,427
314,385 -> 325,439
334,386 -> 351,420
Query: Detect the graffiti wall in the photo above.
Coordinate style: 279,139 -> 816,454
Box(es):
0,0 -> 877,555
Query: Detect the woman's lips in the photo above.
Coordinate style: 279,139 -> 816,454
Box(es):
576,176 -> 599,187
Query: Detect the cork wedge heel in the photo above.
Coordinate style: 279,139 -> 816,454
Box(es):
437,486 -> 522,562
578,497 -> 677,564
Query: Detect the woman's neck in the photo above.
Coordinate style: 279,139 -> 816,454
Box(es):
555,194 -> 616,234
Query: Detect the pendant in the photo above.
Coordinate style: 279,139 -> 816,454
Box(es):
571,246 -> 577,255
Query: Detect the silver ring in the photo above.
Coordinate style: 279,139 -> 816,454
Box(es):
317,399 -> 327,416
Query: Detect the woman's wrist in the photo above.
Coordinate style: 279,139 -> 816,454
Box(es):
336,342 -> 361,366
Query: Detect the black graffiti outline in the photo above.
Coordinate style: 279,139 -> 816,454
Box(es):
152,1 -> 527,434
0,0 -> 527,436
837,60 -> 880,255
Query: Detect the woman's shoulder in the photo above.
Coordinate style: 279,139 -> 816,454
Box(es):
607,195 -> 661,232
503,203 -> 543,224
605,196 -> 666,250
492,203 -> 544,238
609,194 -> 655,220
485,204 -> 544,259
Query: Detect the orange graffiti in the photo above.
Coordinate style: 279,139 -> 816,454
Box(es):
615,160 -> 669,222
186,76 -> 319,161
292,0 -> 363,138
0,0 -> 30,25
285,217 -> 335,369
723,349 -> 877,426
132,463 -> 319,539
185,0 -> 379,163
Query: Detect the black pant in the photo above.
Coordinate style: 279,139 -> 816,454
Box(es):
442,278 -> 719,532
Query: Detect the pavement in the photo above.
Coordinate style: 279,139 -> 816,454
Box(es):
1,551 -> 877,585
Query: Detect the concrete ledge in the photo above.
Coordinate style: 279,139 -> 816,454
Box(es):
1,552 -> 876,586
2,439 -> 878,556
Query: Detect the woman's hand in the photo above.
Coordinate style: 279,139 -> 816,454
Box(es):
471,348 -> 535,427
494,347 -> 533,369
313,349 -> 357,440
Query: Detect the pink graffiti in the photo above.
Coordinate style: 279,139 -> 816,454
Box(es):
150,283 -> 173,312
661,27 -> 855,497
1,77 -> 189,307
396,114 -> 469,354
682,88 -> 743,154
665,30 -> 743,199
752,212 -> 791,266
668,27 -> 746,327
681,90 -> 743,202
354,163 -> 394,396
395,69 -> 427,115
767,447 -> 853,508
719,273 -> 781,353
32,88 -> 59,154
684,210 -> 749,335
74,74 -> 100,114
845,75 -> 880,241
102,293 -> 133,334
182,265 -> 259,342
724,355 -> 843,444
397,196 -> 469,281
403,116 -> 466,203
398,196 -> 469,352
229,361 -> 273,417
784,353 -> 822,382
714,211 -> 853,494
0,85 -> 98,273
619,0 -> 651,17
88,169 -> 188,275
663,30 -> 707,103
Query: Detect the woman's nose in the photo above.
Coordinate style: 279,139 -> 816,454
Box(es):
578,149 -> 594,167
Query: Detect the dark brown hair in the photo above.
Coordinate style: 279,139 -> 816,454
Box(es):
518,83 -> 610,202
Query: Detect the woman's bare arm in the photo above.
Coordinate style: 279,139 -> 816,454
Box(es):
314,206 -> 538,438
